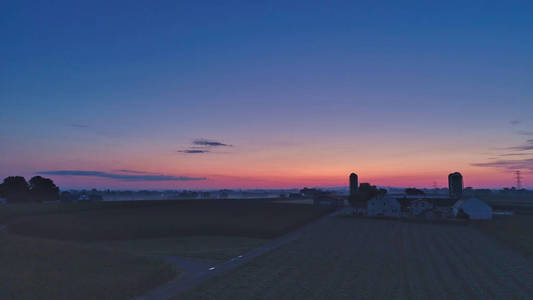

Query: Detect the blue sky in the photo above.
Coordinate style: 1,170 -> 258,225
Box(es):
1,1 -> 533,188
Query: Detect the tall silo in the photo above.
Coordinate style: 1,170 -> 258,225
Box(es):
349,173 -> 358,196
448,172 -> 463,199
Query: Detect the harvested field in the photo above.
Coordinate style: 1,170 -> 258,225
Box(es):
181,216 -> 533,299
8,200 -> 333,241
473,215 -> 533,260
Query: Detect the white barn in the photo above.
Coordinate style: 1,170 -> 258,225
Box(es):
453,197 -> 492,220
368,197 -> 401,217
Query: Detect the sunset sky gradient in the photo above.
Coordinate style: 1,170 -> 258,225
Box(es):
2,1 -> 533,189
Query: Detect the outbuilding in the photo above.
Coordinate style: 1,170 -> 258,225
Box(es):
453,197 -> 492,220
410,199 -> 433,217
313,195 -> 344,207
368,197 -> 400,217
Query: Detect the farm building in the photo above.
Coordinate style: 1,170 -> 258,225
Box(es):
402,197 -> 457,218
368,197 -> 400,217
453,197 -> 493,220
351,201 -> 367,215
313,195 -> 344,207
410,199 -> 433,217
432,198 -> 456,218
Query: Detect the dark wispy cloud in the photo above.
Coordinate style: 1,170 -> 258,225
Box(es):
178,138 -> 232,154
192,139 -> 232,147
177,149 -> 210,154
508,139 -> 533,151
497,153 -> 531,157
471,158 -> 533,172
37,170 -> 206,181
473,122 -> 533,173
116,169 -> 151,174
515,130 -> 533,136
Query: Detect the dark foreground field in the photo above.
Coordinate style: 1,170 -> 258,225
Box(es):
473,215 -> 533,260
181,216 -> 533,300
0,199 -> 332,299
9,199 -> 333,241
0,233 -> 175,300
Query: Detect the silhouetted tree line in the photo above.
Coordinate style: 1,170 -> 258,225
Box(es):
348,183 -> 387,207
405,188 -> 425,195
299,188 -> 323,198
59,189 -> 103,202
0,176 -> 59,203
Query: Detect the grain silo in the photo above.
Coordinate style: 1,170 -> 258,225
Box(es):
349,173 -> 358,196
448,172 -> 463,199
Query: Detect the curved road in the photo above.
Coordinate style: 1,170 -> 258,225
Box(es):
137,207 -> 350,300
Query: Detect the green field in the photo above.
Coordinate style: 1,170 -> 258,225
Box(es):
476,193 -> 533,214
0,200 -> 182,224
9,199 -> 332,241
0,199 -> 332,299
0,233 -> 175,300
88,236 -> 267,262
180,216 -> 533,299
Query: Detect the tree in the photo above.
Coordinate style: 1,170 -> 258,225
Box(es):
405,188 -> 424,196
60,191 -> 74,202
2,176 -> 30,203
359,183 -> 380,200
348,183 -> 380,208
29,176 -> 59,202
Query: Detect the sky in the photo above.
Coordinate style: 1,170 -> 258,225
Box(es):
1,1 -> 533,189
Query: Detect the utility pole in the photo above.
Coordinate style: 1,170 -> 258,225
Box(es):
515,170 -> 522,189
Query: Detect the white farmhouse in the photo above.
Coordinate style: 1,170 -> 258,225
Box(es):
453,197 -> 492,220
368,197 -> 401,217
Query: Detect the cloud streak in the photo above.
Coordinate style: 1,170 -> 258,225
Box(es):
508,139 -> 533,151
37,170 -> 206,181
474,122 -> 533,173
178,138 -> 232,154
116,169 -> 152,174
515,130 -> 533,136
497,153 -> 531,157
471,158 -> 533,172
193,139 -> 232,147
178,149 -> 210,154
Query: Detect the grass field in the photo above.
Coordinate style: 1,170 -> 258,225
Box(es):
88,236 -> 267,262
0,198 -> 292,224
9,199 -> 332,241
0,200 -> 185,224
0,233 -> 175,300
1,199 -> 332,299
476,194 -> 533,214
180,216 -> 533,299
